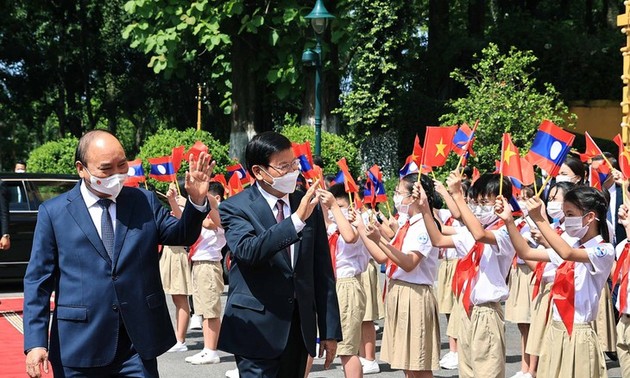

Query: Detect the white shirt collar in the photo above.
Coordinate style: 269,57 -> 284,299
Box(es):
80,180 -> 117,208
256,182 -> 289,210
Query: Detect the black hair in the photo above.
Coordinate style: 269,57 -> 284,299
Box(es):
245,131 -> 292,177
16,160 -> 26,166
208,181 -> 225,198
562,155 -> 586,184
313,155 -> 324,168
462,166 -> 473,180
592,153 -> 619,170
399,173 -> 441,230
469,173 -> 511,200
563,186 -> 610,243
75,129 -> 116,167
329,183 -> 351,202
544,181 -> 575,204
461,180 -> 471,198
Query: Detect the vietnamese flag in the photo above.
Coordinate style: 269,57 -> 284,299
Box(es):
422,126 -> 458,167
471,167 -> 480,184
500,133 -> 523,184
185,141 -> 209,161
589,166 -> 602,190
410,134 -> 423,167
211,174 -> 228,191
520,157 -> 535,186
337,157 -> 359,193
579,131 -> 604,163
172,145 -> 185,172
614,134 -> 630,179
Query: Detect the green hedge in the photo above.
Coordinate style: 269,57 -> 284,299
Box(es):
27,136 -> 79,174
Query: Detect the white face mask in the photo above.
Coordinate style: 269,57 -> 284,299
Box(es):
393,194 -> 410,216
477,205 -> 498,226
564,214 -> 590,239
84,166 -> 127,198
15,169 -> 25,173
327,208 -> 350,221
546,201 -> 564,220
555,175 -> 575,183
261,168 -> 299,194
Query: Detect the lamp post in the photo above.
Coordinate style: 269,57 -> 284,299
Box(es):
302,0 -> 334,158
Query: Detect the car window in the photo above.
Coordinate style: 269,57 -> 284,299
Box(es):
31,180 -> 77,204
5,181 -> 29,211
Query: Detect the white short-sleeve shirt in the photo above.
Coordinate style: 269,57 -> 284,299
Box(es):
437,209 -> 460,260
386,213 -> 439,285
451,222 -> 515,305
191,227 -> 227,262
546,235 -> 614,323
327,224 -> 369,278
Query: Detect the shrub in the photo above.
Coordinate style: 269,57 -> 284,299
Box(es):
28,136 -> 79,174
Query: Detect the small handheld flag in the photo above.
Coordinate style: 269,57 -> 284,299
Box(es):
525,120 -> 575,177
149,156 -> 177,182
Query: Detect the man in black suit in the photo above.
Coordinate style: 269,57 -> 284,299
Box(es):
0,179 -> 10,251
218,131 -> 341,377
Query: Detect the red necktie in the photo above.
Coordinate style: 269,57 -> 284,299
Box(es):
551,260 -> 576,336
452,220 -> 504,317
276,200 -> 291,261
613,243 -> 630,314
328,230 -> 340,279
531,262 -> 548,300
382,220 -> 410,300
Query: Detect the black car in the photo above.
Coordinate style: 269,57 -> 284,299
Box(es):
0,173 -> 78,281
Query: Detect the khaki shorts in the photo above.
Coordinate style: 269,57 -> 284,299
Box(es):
159,246 -> 192,295
336,276 -> 367,356
458,302 -> 505,378
191,261 -> 224,319
436,258 -> 458,314
505,264 -> 533,324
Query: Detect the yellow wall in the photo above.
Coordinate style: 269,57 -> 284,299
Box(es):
569,100 -> 622,140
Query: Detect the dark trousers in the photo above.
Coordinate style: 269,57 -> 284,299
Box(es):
52,325 -> 159,378
236,305 -> 309,378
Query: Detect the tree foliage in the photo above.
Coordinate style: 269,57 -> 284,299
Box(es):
439,43 -> 576,174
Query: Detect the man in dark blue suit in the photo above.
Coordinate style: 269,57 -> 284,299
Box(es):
23,130 -> 214,377
218,131 -> 341,377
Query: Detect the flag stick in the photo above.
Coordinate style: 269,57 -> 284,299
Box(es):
174,179 -> 182,196
535,174 -> 553,198
499,136 -> 505,197
143,181 -> 148,190
431,170 -> 437,180
623,179 -> 628,206
348,192 -> 354,210
385,200 -> 392,217
532,168 -> 538,194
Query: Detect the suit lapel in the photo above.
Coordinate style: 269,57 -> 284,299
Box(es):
112,189 -> 135,268
65,184 -> 112,265
248,186 -> 293,270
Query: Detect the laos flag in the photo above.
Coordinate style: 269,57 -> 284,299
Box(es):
525,120 -> 575,177
227,163 -> 251,186
125,159 -> 146,186
149,156 -> 176,182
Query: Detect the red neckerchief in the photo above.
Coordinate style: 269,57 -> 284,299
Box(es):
511,220 -> 527,268
530,226 -> 564,299
440,216 -> 456,259
328,230 -> 341,280
613,243 -> 630,314
452,219 -> 505,317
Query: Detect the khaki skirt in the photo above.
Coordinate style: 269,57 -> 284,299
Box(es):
380,280 -> 440,371
360,259 -> 384,321
538,321 -> 607,378
159,245 -> 192,295
505,264 -> 533,324
436,258 -> 458,315
525,281 -> 551,356
592,284 -> 616,353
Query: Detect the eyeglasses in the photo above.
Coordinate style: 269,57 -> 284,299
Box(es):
393,190 -> 411,197
267,159 -> 301,175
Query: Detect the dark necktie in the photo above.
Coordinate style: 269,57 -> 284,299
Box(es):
276,200 -> 292,265
98,198 -> 114,259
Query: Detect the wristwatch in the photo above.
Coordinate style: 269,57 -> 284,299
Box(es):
1,234 -> 9,239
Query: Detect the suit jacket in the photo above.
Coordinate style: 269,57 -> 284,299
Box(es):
23,183 -> 207,368
217,185 -> 341,359
0,179 -> 9,235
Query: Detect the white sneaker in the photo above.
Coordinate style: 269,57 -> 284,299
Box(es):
225,368 -> 239,378
373,324 -> 380,332
521,374 -> 533,378
508,372 -> 525,378
189,314 -> 203,330
440,351 -> 458,370
362,359 -> 380,374
167,341 -> 188,352
186,350 -> 220,365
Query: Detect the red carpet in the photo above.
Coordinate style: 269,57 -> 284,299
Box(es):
0,297 -> 54,378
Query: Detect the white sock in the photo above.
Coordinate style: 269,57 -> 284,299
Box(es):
202,348 -> 218,357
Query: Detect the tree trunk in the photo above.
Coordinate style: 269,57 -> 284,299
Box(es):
229,35 -> 259,162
